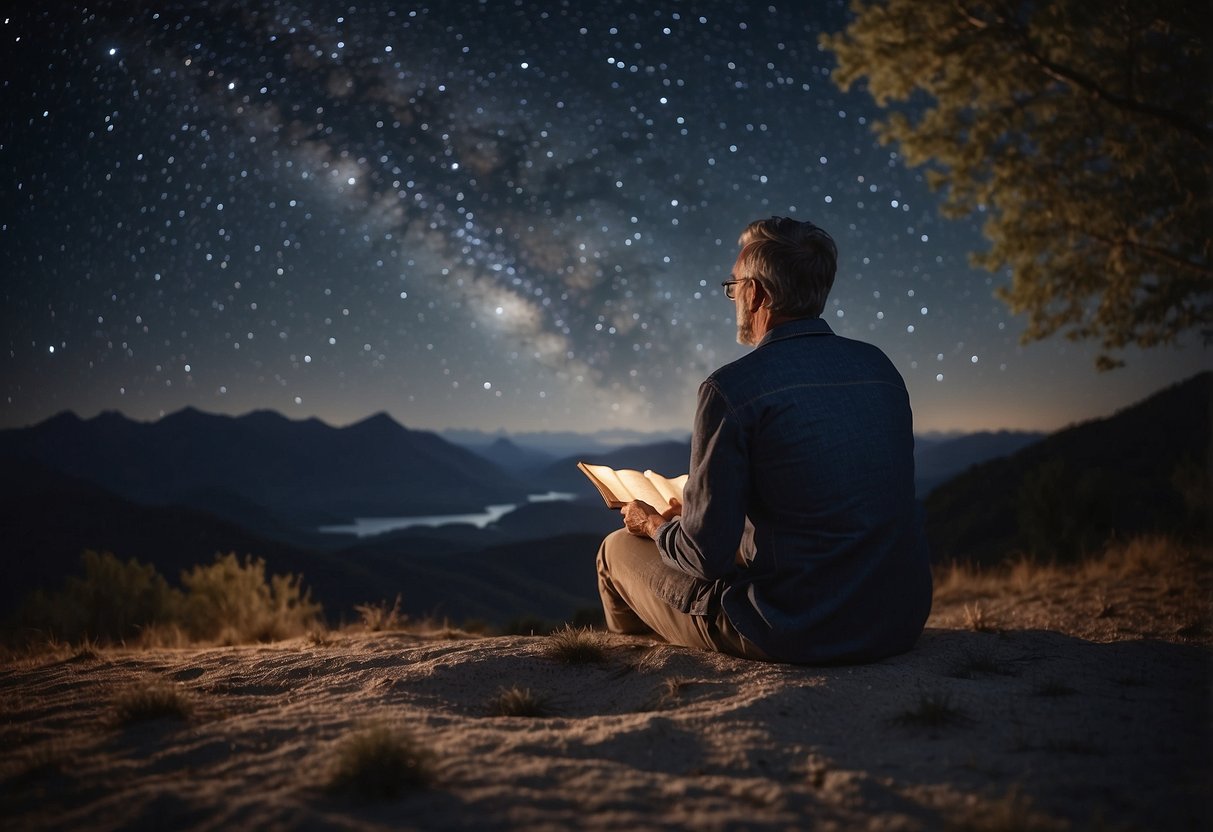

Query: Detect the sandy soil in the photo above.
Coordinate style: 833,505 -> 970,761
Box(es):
2,566 -> 1210,831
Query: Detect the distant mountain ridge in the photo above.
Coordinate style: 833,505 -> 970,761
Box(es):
441,427 -> 691,458
0,407 -> 528,535
457,437 -> 556,477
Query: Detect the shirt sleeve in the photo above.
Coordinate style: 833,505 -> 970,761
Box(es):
656,378 -> 748,580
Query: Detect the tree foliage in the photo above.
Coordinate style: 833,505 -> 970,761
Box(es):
822,0 -> 1212,367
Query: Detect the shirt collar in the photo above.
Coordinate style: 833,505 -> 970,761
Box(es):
757,316 -> 834,347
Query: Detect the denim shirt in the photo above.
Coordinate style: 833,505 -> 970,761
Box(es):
655,318 -> 932,663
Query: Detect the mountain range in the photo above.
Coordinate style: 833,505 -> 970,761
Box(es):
0,407 -> 529,545
2,373 -> 1206,627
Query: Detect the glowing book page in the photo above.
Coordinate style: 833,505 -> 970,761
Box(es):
577,462 -> 687,509
645,470 -> 688,506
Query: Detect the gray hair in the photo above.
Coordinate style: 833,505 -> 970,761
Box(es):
736,217 -> 837,318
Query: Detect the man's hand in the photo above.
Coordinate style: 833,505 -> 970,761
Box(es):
621,497 -> 682,540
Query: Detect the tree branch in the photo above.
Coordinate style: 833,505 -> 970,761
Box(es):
956,1 -> 1213,146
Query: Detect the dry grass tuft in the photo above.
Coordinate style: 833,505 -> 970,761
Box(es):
134,623 -> 192,649
113,679 -> 194,723
544,625 -> 609,664
892,691 -> 968,728
486,685 -> 555,717
962,603 -> 994,632
66,637 -> 102,663
354,595 -> 407,632
641,675 -> 694,711
326,723 -> 434,798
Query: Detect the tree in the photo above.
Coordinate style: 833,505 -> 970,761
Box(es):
822,0 -> 1212,368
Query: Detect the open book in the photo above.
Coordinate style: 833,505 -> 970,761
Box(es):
577,462 -> 688,510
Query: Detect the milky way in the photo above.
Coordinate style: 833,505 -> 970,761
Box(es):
3,2 -> 1205,434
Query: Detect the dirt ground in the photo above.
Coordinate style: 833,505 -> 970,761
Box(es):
2,543 -> 1210,831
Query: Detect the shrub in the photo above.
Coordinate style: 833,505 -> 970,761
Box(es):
891,692 -> 968,728
17,551 -> 182,643
113,679 -> 193,723
11,550 -> 323,647
486,685 -> 554,717
179,553 -> 322,643
354,595 -> 406,632
326,724 -> 434,798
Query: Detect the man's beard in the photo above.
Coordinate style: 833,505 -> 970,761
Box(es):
736,303 -> 758,346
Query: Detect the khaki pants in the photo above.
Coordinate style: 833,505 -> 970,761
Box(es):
596,528 -> 770,661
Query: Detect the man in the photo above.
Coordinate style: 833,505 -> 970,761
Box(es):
596,217 -> 932,664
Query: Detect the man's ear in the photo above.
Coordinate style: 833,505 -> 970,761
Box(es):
748,279 -> 769,312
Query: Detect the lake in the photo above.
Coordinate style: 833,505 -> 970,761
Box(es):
317,491 -> 575,538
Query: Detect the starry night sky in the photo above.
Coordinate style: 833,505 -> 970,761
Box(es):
3,2 -> 1206,436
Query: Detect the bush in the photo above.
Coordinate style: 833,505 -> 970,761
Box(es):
485,686 -> 555,717
354,595 -> 407,632
17,551 -> 182,643
11,551 -> 322,646
326,724 -> 434,798
180,553 -> 322,643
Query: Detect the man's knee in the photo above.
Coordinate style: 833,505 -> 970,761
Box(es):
597,527 -> 635,576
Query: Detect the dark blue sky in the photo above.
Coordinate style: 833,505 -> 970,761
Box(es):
3,2 -> 1205,434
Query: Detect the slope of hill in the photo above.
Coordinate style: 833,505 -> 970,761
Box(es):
0,458 -> 355,613
913,430 -> 1045,497
0,459 -> 604,629
925,372 -> 1211,565
0,408 -> 528,534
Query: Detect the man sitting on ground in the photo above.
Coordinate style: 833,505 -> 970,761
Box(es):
596,216 -> 932,663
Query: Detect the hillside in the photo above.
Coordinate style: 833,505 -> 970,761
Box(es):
925,372 -> 1211,565
0,459 -> 604,629
913,430 -> 1045,497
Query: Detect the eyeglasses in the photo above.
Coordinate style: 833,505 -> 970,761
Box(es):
721,278 -> 753,299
